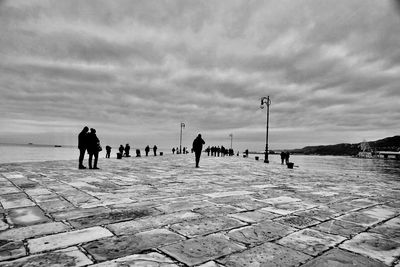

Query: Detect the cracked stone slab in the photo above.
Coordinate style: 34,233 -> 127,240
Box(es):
301,248 -> 388,267
229,210 -> 278,223
170,216 -> 246,237
0,222 -> 70,241
227,221 -> 296,245
0,246 -> 92,267
83,229 -> 185,261
0,193 -> 35,209
218,242 -> 311,267
7,206 -> 51,227
0,240 -> 25,261
28,226 -> 113,253
369,217 -> 400,242
160,233 -> 245,266
312,219 -> 366,238
276,215 -> 320,229
89,252 -> 179,267
339,232 -> 400,265
277,229 -> 346,256
107,211 -> 201,235
68,208 -> 158,229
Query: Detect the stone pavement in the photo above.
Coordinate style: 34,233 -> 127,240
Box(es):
0,154 -> 399,266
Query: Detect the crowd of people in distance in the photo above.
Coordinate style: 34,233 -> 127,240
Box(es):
204,146 -> 235,157
78,126 -> 293,170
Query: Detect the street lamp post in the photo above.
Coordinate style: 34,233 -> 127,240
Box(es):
229,134 -> 233,150
179,122 -> 185,154
260,96 -> 271,163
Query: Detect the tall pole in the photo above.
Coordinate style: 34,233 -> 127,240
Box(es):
229,134 -> 233,149
180,122 -> 185,154
260,96 -> 271,163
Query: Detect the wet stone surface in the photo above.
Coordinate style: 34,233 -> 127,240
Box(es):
0,155 -> 399,266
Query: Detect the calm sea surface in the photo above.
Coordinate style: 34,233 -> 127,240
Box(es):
0,144 -> 399,180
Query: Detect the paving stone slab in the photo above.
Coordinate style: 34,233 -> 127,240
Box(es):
0,240 -> 25,261
275,215 -> 320,229
156,201 -> 209,213
28,226 -> 113,253
227,221 -> 295,245
263,196 -> 302,205
294,207 -> 338,221
160,233 -> 245,266
68,208 -> 158,229
107,211 -> 201,235
207,196 -> 267,210
7,206 -> 51,227
193,204 -> 245,216
203,191 -> 255,198
312,219 -> 366,238
0,222 -> 70,241
83,228 -> 185,261
348,198 -> 379,208
369,217 -> 400,242
24,188 -> 53,196
340,232 -> 400,265
261,202 -> 317,216
197,261 -> 224,267
0,219 -> 8,231
326,202 -> 359,215
89,252 -> 179,267
170,216 -> 246,237
0,194 -> 35,209
362,206 -> 397,220
38,200 -> 75,213
301,248 -> 388,267
277,229 -> 346,256
337,212 -> 381,227
218,242 -> 311,267
0,246 -> 92,267
229,210 -> 278,223
0,187 -> 20,195
51,206 -> 110,220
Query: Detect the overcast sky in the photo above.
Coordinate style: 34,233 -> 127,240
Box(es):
1,0 -> 399,151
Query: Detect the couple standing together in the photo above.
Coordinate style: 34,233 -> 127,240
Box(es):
78,126 -> 101,169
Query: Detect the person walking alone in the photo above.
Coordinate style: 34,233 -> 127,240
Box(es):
192,134 -> 205,168
87,128 -> 100,169
78,126 -> 89,169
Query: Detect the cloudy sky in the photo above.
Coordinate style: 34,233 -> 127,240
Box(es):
1,0 -> 399,151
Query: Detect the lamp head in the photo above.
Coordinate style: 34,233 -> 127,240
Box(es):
260,104 -> 264,109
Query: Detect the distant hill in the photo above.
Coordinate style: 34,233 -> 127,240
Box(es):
290,135 -> 400,156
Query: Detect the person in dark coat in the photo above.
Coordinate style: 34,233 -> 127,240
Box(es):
280,151 -> 286,164
285,152 -> 290,164
153,145 -> 157,156
105,145 -> 111,158
119,145 -> 124,156
172,147 -> 176,154
87,128 -> 100,169
124,144 -> 131,157
78,126 -> 89,169
145,145 -> 150,156
192,134 -> 205,168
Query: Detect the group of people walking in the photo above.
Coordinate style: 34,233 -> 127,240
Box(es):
280,151 -> 291,164
78,126 -> 101,169
205,146 -> 234,157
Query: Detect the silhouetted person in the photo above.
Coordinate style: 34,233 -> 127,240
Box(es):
78,126 -> 89,169
206,146 -> 210,156
153,145 -> 157,156
119,145 -> 124,155
145,145 -> 150,156
136,149 -> 141,157
192,134 -> 205,168
125,144 -> 131,157
245,149 -> 249,158
87,128 -> 100,169
183,147 -> 186,154
172,147 -> 176,154
285,152 -> 290,164
105,145 -> 111,158
280,151 -> 285,164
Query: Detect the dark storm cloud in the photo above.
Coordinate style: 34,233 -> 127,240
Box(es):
1,0 -> 399,149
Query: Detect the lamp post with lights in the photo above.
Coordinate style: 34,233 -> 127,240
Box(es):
179,122 -> 185,154
260,96 -> 271,163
